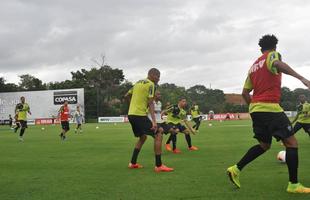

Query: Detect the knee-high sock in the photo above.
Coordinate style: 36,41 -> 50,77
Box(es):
286,147 -> 298,184
236,144 -> 266,171
185,134 -> 192,148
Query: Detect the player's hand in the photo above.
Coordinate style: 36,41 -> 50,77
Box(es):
151,121 -> 158,132
300,77 -> 310,89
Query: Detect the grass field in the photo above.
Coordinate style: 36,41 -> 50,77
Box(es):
0,120 -> 310,200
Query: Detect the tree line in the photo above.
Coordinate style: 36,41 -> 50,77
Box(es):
1,66 -> 309,119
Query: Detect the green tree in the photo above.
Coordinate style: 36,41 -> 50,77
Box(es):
19,74 -> 46,91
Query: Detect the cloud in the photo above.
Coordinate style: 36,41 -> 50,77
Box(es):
0,0 -> 310,92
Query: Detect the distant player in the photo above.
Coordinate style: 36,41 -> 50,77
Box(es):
164,97 -> 198,153
125,68 -> 173,172
8,114 -> 13,128
227,34 -> 310,193
58,100 -> 70,140
14,96 -> 31,141
191,102 -> 202,132
292,94 -> 310,136
73,105 -> 83,134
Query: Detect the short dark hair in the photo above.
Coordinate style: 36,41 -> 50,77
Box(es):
258,34 -> 278,51
178,97 -> 186,102
148,68 -> 160,76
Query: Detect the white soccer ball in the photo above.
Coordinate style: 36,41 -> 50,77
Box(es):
41,127 -> 45,130
277,150 -> 286,163
96,126 -> 99,129
208,123 -> 212,127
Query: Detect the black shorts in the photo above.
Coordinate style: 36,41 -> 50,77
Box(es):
128,115 -> 156,137
294,122 -> 310,134
251,112 -> 294,144
193,117 -> 201,123
18,120 -> 28,128
61,121 -> 70,131
164,122 -> 187,133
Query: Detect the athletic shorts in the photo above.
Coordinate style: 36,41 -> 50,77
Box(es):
293,122 -> 310,134
164,122 -> 187,133
250,112 -> 294,144
128,115 -> 157,137
193,117 -> 201,123
61,121 -> 70,131
18,120 -> 28,129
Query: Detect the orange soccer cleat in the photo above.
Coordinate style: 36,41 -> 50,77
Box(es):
188,146 -> 199,151
154,164 -> 174,172
128,163 -> 143,169
165,144 -> 172,152
173,149 -> 181,154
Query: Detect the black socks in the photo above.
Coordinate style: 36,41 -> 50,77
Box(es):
131,148 -> 140,164
155,154 -> 162,167
286,147 -> 298,184
185,134 -> 192,148
237,144 -> 266,171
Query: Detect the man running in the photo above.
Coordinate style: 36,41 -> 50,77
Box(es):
14,96 -> 31,141
59,100 -> 70,141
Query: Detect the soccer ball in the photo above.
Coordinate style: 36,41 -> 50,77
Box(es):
208,123 -> 212,127
277,150 -> 286,163
96,126 -> 99,129
41,127 -> 45,130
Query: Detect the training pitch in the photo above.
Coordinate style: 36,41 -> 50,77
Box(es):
0,120 -> 309,200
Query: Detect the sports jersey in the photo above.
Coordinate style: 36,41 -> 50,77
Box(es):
60,105 -> 70,121
191,105 -> 200,118
15,103 -> 30,121
296,102 -> 310,123
243,51 -> 284,113
74,110 -> 83,123
127,79 -> 155,116
148,100 -> 163,123
166,105 -> 187,125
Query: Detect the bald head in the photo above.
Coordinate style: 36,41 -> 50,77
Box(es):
148,68 -> 160,84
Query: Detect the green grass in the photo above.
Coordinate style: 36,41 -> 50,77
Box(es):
0,120 -> 310,200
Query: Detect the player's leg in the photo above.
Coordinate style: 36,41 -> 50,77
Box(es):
195,117 -> 202,130
181,125 -> 198,151
171,129 -> 180,153
293,122 -> 302,134
154,128 -> 174,172
129,134 -> 147,168
227,112 -> 270,188
19,121 -> 27,141
14,121 -> 20,133
128,116 -> 148,168
301,123 -> 310,137
282,135 -> 310,193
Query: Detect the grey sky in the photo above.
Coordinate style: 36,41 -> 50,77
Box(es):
1,0 -> 310,93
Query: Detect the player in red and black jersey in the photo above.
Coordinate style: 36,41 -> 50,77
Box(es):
58,100 -> 70,141
227,34 -> 310,193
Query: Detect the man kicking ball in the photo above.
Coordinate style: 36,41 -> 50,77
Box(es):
227,34 -> 310,193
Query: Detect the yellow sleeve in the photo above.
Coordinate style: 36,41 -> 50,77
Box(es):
243,76 -> 253,90
127,87 -> 133,95
266,51 -> 281,74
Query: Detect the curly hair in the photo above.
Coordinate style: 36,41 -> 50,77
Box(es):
258,34 -> 278,51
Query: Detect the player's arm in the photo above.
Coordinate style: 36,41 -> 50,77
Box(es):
272,58 -> 310,89
27,105 -> 32,115
182,119 -> 196,135
147,84 -> 157,130
124,87 -> 133,102
242,76 -> 253,105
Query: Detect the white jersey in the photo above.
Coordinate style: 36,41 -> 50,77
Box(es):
74,111 -> 83,123
148,101 -> 163,123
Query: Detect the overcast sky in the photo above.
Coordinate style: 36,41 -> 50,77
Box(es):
1,0 -> 310,93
